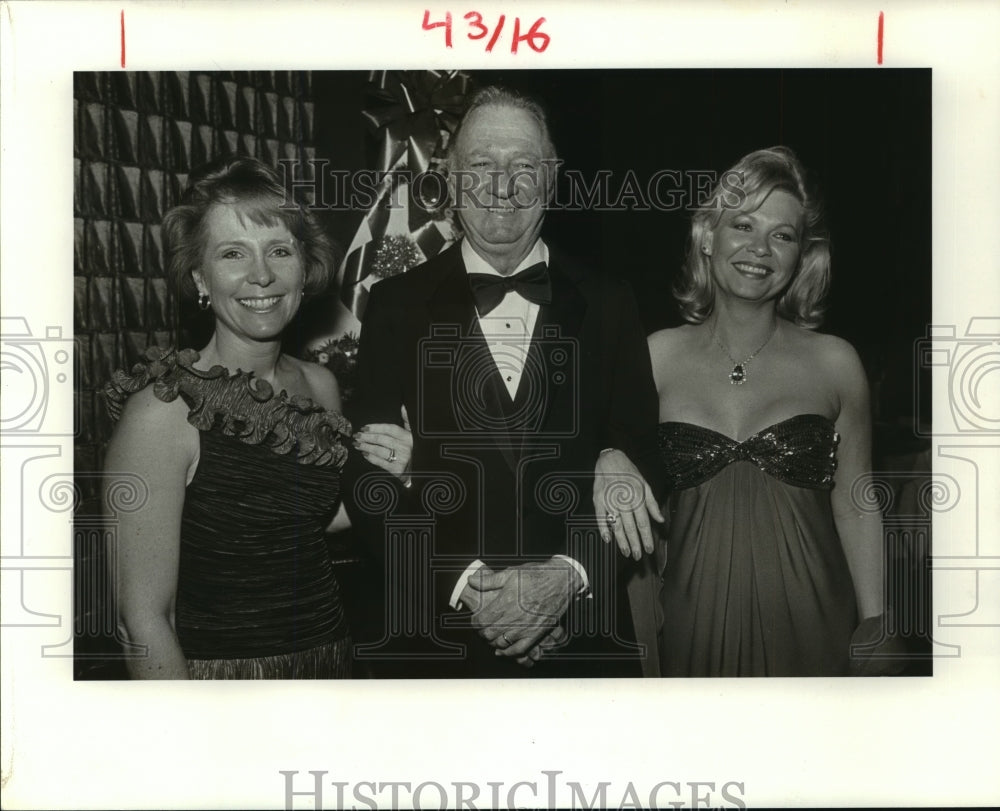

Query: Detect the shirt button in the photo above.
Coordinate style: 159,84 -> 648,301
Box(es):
505,322 -> 511,328
506,376 -> 512,382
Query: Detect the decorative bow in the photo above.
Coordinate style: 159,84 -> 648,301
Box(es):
364,69 -> 471,176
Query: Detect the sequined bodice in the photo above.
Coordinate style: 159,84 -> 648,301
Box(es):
657,413 -> 839,491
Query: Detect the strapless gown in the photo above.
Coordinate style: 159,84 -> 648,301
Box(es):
656,414 -> 857,676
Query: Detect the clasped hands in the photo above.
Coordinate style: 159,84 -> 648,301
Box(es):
459,449 -> 661,668
460,559 -> 582,668
592,448 -> 663,560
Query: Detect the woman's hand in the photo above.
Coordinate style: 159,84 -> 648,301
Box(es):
848,613 -> 909,676
354,405 -> 413,483
593,448 -> 664,560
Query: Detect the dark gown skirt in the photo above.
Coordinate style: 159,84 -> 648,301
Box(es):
655,415 -> 858,677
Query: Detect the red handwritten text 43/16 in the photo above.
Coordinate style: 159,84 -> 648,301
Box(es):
422,10 -> 550,53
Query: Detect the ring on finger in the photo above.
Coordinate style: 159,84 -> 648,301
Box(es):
502,632 -> 512,645
388,448 -> 396,463
605,511 -> 618,526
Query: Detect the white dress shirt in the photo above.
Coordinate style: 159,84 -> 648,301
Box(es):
462,237 -> 544,398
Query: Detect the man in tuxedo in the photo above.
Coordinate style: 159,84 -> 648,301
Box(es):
348,86 -> 660,677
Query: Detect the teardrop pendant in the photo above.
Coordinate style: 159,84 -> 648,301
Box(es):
709,319 -> 778,388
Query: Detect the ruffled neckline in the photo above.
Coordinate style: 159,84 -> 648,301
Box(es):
102,346 -> 351,467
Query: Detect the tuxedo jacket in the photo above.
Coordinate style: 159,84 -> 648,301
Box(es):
346,240 -> 658,674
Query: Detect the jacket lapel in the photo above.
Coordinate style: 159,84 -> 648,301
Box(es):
511,254 -> 587,448
424,246 -> 520,473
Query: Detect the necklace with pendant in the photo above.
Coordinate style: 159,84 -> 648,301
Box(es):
709,319 -> 779,385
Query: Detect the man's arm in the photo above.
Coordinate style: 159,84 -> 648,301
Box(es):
603,281 -> 661,480
341,280 -> 410,566
348,281 -> 405,428
594,281 -> 664,559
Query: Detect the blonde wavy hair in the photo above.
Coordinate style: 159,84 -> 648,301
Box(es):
675,146 -> 831,328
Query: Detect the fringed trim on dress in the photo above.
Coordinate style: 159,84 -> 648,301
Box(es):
101,346 -> 351,468
187,637 -> 352,680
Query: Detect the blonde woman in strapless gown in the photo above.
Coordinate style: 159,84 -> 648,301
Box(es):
638,147 -> 894,677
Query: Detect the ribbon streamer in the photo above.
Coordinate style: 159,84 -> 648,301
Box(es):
339,70 -> 473,320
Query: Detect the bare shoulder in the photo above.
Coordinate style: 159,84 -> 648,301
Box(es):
788,328 -> 869,414
114,384 -> 192,432
647,324 -> 702,391
105,385 -> 198,469
290,356 -> 342,411
647,324 -> 699,365
792,328 -> 865,377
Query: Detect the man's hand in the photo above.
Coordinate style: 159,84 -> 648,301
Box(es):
457,564 -> 495,614
514,626 -> 568,668
465,559 -> 583,660
593,448 -> 663,560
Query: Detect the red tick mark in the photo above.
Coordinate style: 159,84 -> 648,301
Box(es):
877,11 -> 884,65
120,10 -> 126,68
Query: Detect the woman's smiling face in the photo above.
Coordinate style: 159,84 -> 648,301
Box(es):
706,188 -> 805,306
193,202 -> 305,345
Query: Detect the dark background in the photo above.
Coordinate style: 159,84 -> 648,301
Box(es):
313,69 -> 931,432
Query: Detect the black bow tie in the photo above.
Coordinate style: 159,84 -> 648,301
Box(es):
468,262 -> 552,317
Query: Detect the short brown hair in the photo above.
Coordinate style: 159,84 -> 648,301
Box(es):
162,156 -> 338,300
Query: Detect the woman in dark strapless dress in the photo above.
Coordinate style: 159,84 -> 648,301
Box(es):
102,158 -> 412,679
635,148 -> 894,677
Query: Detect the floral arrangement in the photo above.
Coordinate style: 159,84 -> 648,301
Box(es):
307,332 -> 360,404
